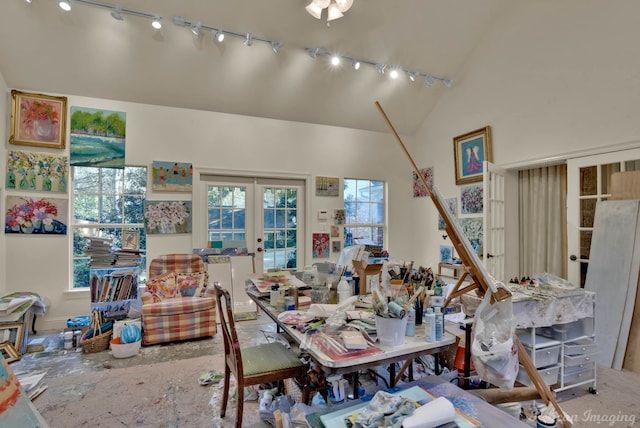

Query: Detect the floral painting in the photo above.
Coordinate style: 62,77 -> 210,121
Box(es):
9,90 -> 67,149
330,225 -> 340,238
461,184 -> 483,214
70,106 -> 126,169
152,161 -> 193,192
438,197 -> 458,231
459,217 -> 483,256
144,201 -> 192,234
440,245 -> 454,263
5,196 -> 68,235
413,167 -> 434,197
6,151 -> 68,193
332,240 -> 341,254
312,233 -> 330,259
334,209 -> 346,225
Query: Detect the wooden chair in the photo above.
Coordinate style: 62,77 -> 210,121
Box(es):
214,283 -> 310,428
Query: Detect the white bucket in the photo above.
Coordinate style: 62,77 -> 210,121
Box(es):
375,315 -> 408,346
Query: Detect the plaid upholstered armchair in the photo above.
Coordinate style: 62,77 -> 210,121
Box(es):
140,254 -> 217,345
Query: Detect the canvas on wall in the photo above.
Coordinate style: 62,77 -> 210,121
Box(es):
315,176 -> 339,197
5,195 -> 68,235
144,200 -> 192,234
6,150 -> 68,193
312,233 -> 330,258
334,209 -> 345,225
438,197 -> 458,230
440,245 -> 454,263
412,167 -> 434,197
70,106 -> 126,169
460,184 -> 483,214
459,217 -> 483,256
151,161 -> 193,192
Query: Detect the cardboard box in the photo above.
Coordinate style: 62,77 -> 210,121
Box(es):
352,260 -> 383,295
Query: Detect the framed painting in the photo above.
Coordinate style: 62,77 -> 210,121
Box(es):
6,150 -> 69,193
5,196 -> 68,235
70,106 -> 126,169
312,233 -> 330,258
460,184 -> 484,214
152,161 -> 193,192
0,323 -> 24,356
9,90 -> 67,149
332,240 -> 341,254
122,230 -> 140,250
144,200 -> 192,234
0,341 -> 20,364
316,176 -> 339,197
459,217 -> 484,256
412,167 -> 434,197
453,126 -> 492,185
334,209 -> 346,225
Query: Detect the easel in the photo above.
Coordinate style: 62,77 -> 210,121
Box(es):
375,101 -> 572,427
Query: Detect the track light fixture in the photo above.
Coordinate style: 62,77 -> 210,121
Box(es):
443,79 -> 453,88
376,64 -> 387,75
331,55 -> 340,66
389,68 -> 399,79
191,22 -> 202,36
425,74 -> 435,87
352,59 -> 361,70
271,41 -> 283,54
244,33 -> 253,47
408,72 -> 418,82
214,30 -> 225,43
57,0 -> 163,30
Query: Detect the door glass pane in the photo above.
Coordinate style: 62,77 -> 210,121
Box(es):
207,185 -> 246,244
624,160 -> 640,171
601,162 -> 621,194
580,166 -> 597,196
579,230 -> 592,259
262,187 -> 298,270
580,198 -> 596,228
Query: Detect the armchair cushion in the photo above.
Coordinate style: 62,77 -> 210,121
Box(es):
176,271 -> 207,297
146,272 -> 178,302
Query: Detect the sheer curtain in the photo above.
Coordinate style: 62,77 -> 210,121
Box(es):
519,165 -> 567,278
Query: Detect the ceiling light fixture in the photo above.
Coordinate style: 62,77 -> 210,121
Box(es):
376,63 -> 387,75
331,55 -> 340,66
443,79 -> 453,88
110,5 -> 123,21
151,16 -> 162,29
305,0 -> 354,25
244,33 -> 254,47
191,22 -> 202,36
352,59 -> 361,70
214,30 -> 225,43
59,0 -> 71,11
408,72 -> 417,82
389,68 -> 399,79
425,74 -> 435,87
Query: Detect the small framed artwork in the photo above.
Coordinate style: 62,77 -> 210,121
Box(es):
332,240 -> 341,254
460,184 -> 483,214
315,176 -> 339,197
312,233 -> 330,258
330,225 -> 340,238
0,341 -> 21,364
9,90 -> 68,149
453,126 -> 492,185
5,196 -> 68,235
334,209 -> 346,225
151,161 -> 193,192
439,245 -> 454,263
0,323 -> 25,356
122,230 -> 140,250
412,167 -> 434,197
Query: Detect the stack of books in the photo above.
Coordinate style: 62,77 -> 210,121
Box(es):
84,237 -> 115,268
113,248 -> 145,267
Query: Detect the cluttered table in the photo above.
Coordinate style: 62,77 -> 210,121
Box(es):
245,285 -> 456,390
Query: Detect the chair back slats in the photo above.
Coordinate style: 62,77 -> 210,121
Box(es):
213,283 -> 242,376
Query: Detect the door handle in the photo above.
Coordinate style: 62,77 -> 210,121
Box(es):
257,247 -> 263,252
570,254 -> 577,261
486,253 -> 494,259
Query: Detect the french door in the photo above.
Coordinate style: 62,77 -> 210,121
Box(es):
197,174 -> 306,274
566,147 -> 640,287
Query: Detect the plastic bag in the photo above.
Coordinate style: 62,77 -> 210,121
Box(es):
471,284 -> 518,391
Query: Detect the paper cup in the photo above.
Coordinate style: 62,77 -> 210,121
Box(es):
375,315 -> 408,346
402,396 -> 455,428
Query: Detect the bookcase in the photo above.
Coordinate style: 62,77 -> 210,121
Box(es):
89,267 -> 139,318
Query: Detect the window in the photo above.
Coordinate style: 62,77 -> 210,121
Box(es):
343,179 -> 385,248
72,166 -> 147,289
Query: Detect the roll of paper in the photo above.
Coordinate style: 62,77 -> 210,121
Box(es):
402,397 -> 455,428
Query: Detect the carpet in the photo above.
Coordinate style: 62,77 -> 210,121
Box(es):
33,354 -> 264,428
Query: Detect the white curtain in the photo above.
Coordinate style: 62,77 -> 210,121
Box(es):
519,165 -> 567,278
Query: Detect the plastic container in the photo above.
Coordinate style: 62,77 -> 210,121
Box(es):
434,307 -> 443,341
337,277 -> 352,304
110,337 -> 141,358
405,308 -> 416,337
375,315 -> 408,346
424,307 -> 436,343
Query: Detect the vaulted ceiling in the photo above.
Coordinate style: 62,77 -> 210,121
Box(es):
0,0 -> 507,135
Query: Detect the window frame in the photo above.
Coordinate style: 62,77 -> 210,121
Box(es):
70,165 -> 147,290
343,178 -> 386,249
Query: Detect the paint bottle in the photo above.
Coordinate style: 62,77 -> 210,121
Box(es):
63,331 -> 73,349
405,307 -> 416,337
434,307 -> 444,341
337,277 -> 352,304
424,307 -> 436,343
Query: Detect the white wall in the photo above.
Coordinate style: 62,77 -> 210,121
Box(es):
407,0 -> 640,273
1,88 -> 415,330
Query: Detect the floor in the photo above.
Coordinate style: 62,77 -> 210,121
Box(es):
11,312 -> 640,427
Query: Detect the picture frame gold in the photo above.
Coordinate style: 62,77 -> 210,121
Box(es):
122,230 -> 140,251
10,89 -> 68,149
0,323 -> 24,356
0,341 -> 21,364
453,126 -> 492,185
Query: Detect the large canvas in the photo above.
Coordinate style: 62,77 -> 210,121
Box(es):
6,150 -> 68,193
0,357 -> 49,427
438,197 -> 458,230
70,106 -> 126,169
5,196 -> 68,235
151,161 -> 193,192
144,200 -> 192,234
